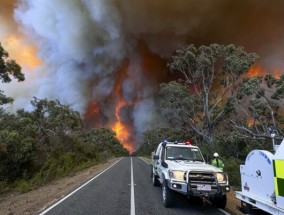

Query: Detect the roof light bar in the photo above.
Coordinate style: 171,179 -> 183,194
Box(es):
185,140 -> 192,145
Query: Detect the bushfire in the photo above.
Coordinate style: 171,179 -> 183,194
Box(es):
2,34 -> 41,69
111,64 -> 134,153
247,65 -> 283,78
83,61 -> 135,153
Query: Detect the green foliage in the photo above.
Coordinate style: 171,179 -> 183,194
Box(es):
159,81 -> 196,128
0,42 -> 25,105
0,44 -> 129,193
233,73 -> 284,140
0,42 -> 25,83
165,43 -> 259,143
14,180 -> 34,193
0,96 -> 128,193
138,43 -> 284,189
237,77 -> 263,99
0,42 -> 282,194
34,152 -> 86,184
0,128 -> 36,181
17,97 -> 82,140
222,44 -> 258,75
0,181 -> 9,194
222,157 -> 242,189
77,128 -> 129,157
271,73 -> 284,100
0,90 -> 13,105
0,98 -> 83,183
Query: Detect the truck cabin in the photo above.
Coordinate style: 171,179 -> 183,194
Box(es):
154,141 -> 205,163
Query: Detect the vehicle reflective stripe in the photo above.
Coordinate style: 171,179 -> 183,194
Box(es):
275,177 -> 279,196
274,160 -> 284,197
275,160 -> 284,178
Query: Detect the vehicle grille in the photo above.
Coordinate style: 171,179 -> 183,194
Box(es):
187,171 -> 218,190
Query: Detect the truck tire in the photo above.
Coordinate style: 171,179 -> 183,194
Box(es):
212,195 -> 227,209
152,169 -> 159,186
162,180 -> 174,208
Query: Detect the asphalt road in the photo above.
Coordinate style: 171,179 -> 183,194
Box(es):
40,157 -> 229,215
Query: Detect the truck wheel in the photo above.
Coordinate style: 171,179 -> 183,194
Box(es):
212,195 -> 227,209
162,180 -> 174,208
152,169 -> 159,186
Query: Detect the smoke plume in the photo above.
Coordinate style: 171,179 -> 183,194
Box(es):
1,0 -> 284,151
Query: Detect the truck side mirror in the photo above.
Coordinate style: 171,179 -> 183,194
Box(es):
161,161 -> 168,168
153,155 -> 159,160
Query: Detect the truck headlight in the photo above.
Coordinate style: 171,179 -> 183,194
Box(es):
216,172 -> 228,184
169,170 -> 186,180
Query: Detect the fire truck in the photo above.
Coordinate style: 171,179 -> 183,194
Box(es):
236,133 -> 284,215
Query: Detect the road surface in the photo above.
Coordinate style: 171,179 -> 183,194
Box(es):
40,157 -> 229,215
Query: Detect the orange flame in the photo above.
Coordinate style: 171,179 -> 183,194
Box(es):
247,118 -> 255,127
110,43 -> 166,153
245,66 -> 284,127
110,62 -> 134,153
246,66 -> 262,78
246,65 -> 283,79
111,99 -> 131,151
272,69 -> 283,79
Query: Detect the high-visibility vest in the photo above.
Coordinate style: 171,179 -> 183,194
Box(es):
211,158 -> 224,170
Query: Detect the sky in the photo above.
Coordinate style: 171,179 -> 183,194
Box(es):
1,0 -> 284,151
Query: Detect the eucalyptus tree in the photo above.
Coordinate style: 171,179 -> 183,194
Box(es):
232,73 -> 284,141
160,44 -> 258,143
0,42 -> 25,105
17,97 -> 82,141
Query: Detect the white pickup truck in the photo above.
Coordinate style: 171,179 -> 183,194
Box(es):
151,140 -> 230,208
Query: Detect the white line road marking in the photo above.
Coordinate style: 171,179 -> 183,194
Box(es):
138,157 -> 151,165
218,208 -> 232,215
39,157 -> 124,215
130,157 -> 136,215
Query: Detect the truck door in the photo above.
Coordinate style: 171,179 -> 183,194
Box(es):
157,145 -> 165,180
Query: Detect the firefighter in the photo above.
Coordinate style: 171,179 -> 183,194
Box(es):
211,152 -> 224,170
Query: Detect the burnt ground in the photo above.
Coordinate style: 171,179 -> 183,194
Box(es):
0,157 -> 243,215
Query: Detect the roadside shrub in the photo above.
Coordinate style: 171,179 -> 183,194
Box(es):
223,157 -> 242,189
0,181 -> 9,194
14,180 -> 34,193
0,102 -> 128,193
0,130 -> 36,182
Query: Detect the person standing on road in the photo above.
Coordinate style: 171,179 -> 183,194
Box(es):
211,152 -> 224,170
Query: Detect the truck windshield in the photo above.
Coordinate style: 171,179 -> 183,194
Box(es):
166,146 -> 204,162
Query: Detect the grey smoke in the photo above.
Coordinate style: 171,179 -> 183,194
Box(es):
2,0 -> 284,150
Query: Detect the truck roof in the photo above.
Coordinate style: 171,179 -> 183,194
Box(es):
159,142 -> 199,148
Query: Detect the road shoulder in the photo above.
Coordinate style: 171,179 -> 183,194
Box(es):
0,157 -> 121,215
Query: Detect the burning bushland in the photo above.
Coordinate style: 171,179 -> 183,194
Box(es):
1,0 -> 284,151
